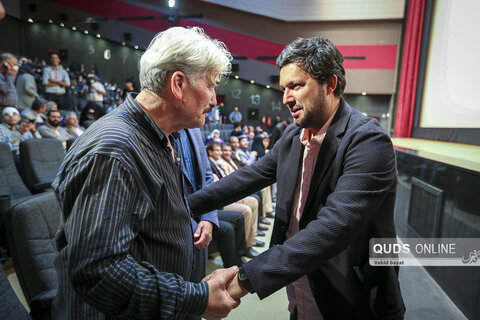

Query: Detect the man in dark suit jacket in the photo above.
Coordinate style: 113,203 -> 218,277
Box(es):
188,36 -> 405,319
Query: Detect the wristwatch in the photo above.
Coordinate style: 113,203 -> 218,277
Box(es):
237,266 -> 255,293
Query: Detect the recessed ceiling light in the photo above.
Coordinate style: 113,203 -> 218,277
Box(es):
122,42 -> 125,46
60,23 -> 65,27
48,19 -> 53,24
361,91 -> 367,96
266,85 -> 270,88
96,34 -> 101,38
134,45 -> 139,50
28,18 -> 33,23
84,30 -> 88,34
72,26 -> 76,31
250,80 -> 255,84
234,75 -> 239,79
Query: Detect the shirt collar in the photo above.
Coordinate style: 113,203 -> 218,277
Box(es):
299,106 -> 339,146
124,92 -> 169,148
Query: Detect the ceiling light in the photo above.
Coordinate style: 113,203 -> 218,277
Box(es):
234,75 -> 239,79
60,23 -> 65,27
122,42 -> 125,46
266,85 -> 270,89
96,34 -> 101,38
168,0 -> 175,8
134,45 -> 139,50
28,18 -> 33,23
72,26 -> 76,31
84,30 -> 88,34
250,80 -> 255,84
48,19 -> 53,23
361,91 -> 366,96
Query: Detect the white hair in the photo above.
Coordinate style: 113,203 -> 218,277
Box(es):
139,27 -> 232,93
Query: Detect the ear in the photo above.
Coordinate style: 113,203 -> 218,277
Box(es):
325,75 -> 338,95
170,71 -> 188,100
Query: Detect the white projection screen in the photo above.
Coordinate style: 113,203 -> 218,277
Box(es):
419,0 -> 480,129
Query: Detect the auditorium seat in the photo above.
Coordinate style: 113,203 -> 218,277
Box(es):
5,191 -> 60,319
0,142 -> 32,201
19,139 -> 65,193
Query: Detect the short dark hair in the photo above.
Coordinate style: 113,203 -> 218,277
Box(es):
276,37 -> 346,97
47,109 -> 61,117
32,98 -> 46,111
206,141 -> 222,153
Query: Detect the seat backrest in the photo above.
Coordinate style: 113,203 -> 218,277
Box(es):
0,268 -> 31,320
19,139 -> 65,191
5,191 -> 60,306
0,142 -> 31,200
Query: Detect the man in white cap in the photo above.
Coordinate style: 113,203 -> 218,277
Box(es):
0,106 -> 38,169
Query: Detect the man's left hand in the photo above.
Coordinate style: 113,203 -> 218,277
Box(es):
194,221 -> 213,248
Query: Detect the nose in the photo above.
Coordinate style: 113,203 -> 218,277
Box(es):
283,88 -> 295,107
210,89 -> 217,108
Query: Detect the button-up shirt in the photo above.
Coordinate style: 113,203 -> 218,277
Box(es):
52,93 -> 208,319
286,107 -> 338,320
42,66 -> 70,94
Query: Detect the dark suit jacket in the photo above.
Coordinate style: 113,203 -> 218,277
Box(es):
188,100 -> 405,319
178,128 -> 218,286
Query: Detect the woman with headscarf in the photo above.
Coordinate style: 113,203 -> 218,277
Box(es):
15,62 -> 38,111
204,128 -> 224,145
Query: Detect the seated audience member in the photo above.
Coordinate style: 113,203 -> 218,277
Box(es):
79,102 -> 105,128
219,142 -> 274,222
38,109 -> 72,148
65,112 -> 85,137
207,142 -> 264,249
229,135 -> 244,169
236,135 -> 257,166
16,62 -> 38,111
21,98 -> 47,124
251,132 -> 270,159
46,101 -> 58,112
229,123 -> 243,137
205,128 -> 224,145
0,107 -> 38,169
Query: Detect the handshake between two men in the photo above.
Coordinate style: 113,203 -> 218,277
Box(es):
201,266 -> 249,320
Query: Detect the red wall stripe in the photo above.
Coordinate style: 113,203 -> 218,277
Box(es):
46,0 -> 397,70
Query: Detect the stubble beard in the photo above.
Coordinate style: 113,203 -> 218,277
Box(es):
294,90 -> 328,130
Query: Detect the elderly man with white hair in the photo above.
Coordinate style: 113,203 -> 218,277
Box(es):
52,27 -> 238,320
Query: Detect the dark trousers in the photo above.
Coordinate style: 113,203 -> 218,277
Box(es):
45,93 -> 68,110
214,210 -> 247,267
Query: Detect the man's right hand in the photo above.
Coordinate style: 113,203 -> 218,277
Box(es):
202,266 -> 240,320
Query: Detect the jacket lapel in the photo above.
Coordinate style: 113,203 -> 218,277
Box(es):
186,129 -> 206,188
302,100 -> 352,220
